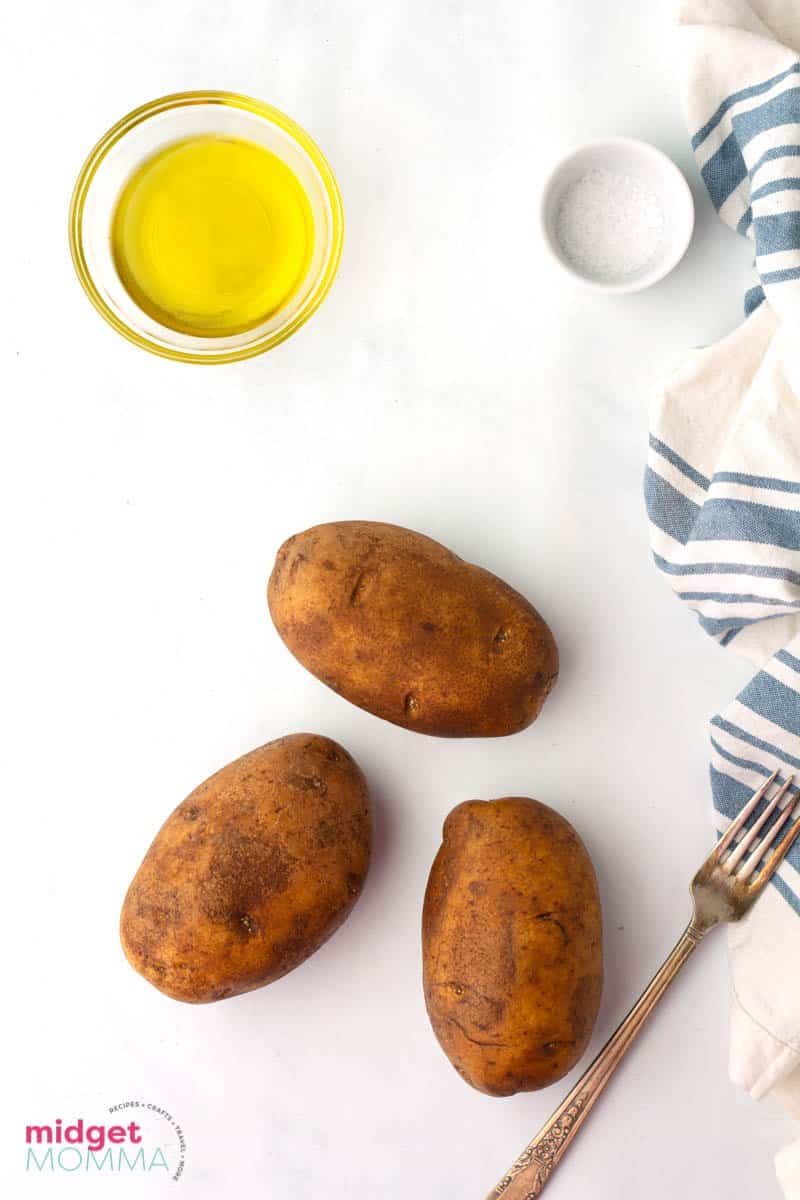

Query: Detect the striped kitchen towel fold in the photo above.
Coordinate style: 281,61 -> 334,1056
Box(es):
647,2 -> 800,1194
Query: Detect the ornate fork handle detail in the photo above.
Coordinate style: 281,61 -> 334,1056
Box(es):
488,925 -> 703,1200
494,1100 -> 586,1198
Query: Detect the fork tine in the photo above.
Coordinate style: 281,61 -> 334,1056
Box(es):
723,776 -> 795,874
715,769 -> 779,859
748,805 -> 800,894
737,781 -> 797,881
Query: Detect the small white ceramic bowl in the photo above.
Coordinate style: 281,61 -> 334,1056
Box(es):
540,137 -> 695,294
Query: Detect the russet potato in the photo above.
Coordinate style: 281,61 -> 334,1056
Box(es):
120,734 -> 371,1003
268,521 -> 558,738
422,797 -> 602,1095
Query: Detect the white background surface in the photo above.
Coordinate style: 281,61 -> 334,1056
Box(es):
2,1 -> 796,1197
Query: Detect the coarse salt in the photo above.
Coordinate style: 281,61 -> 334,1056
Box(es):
555,168 -> 665,282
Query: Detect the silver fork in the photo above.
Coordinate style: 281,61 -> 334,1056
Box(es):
486,769 -> 800,1200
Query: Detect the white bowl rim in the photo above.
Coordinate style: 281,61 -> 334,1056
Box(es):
539,135 -> 696,295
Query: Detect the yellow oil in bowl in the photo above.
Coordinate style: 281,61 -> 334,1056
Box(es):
111,134 -> 314,337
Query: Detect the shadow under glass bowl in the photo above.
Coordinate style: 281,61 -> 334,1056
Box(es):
68,91 -> 344,365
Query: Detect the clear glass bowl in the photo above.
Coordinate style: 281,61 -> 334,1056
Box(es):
68,91 -> 344,364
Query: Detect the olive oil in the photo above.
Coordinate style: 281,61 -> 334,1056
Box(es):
111,135 -> 314,337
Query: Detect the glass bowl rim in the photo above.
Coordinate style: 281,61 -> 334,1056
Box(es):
68,90 -> 344,365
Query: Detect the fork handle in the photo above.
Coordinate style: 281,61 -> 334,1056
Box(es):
486,922 -> 705,1200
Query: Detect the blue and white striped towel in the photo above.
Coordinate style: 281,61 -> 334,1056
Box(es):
647,2 -> 800,1192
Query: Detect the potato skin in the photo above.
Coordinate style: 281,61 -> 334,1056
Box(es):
267,522 -> 558,738
422,797 -> 602,1096
120,734 -> 371,1003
